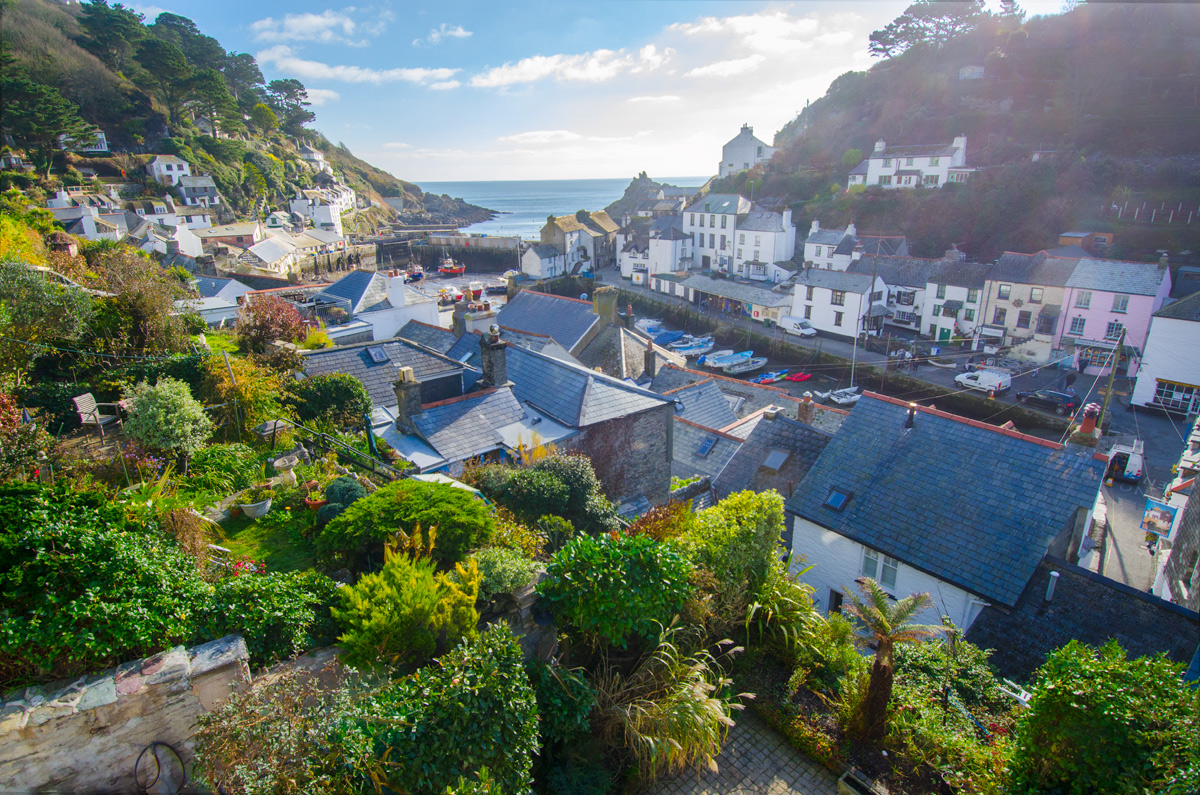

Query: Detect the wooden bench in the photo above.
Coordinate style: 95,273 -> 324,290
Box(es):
72,393 -> 122,439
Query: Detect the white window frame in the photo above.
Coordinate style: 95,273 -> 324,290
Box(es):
1112,294 -> 1129,313
861,548 -> 898,589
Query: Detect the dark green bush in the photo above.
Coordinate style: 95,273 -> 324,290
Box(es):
547,759 -> 612,795
537,533 -> 693,649
364,625 -> 539,794
473,546 -> 535,601
324,475 -> 366,507
315,502 -> 345,527
505,468 -> 569,519
528,661 -> 595,745
320,480 -> 493,569
468,454 -> 618,536
284,373 -> 373,426
16,381 -> 85,432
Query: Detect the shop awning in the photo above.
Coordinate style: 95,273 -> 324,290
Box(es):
942,299 -> 964,310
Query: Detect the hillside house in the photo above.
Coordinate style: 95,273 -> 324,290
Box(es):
177,175 -> 221,208
58,130 -> 109,153
146,155 -> 191,186
719,124 -> 775,178
540,211 -> 619,272
921,259 -> 992,343
520,244 -> 566,279
979,251 -> 1078,361
732,209 -> 796,281
683,194 -> 750,272
300,144 -> 332,174
126,198 -> 177,227
1057,258 -> 1171,376
790,268 -> 888,339
787,394 -> 1104,628
802,220 -> 908,271
1131,292 -> 1200,415
846,136 -> 973,191
311,270 -> 440,341
238,237 -> 296,277
193,222 -> 266,250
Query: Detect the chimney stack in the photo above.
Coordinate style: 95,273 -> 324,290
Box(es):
626,303 -> 635,330
764,407 -> 780,421
905,402 -> 917,429
810,219 -> 820,235
593,285 -> 618,325
798,392 -> 815,424
643,338 -> 657,379
393,366 -> 423,433
480,325 -> 510,387
874,140 -> 886,153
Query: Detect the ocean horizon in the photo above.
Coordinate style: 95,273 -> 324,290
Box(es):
418,177 -> 710,240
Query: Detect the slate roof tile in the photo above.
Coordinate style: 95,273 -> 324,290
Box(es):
1154,290 -> 1200,321
413,388 -> 526,462
660,380 -> 739,428
397,319 -> 457,353
713,413 -> 830,500
671,417 -> 742,481
1066,258 -> 1169,297
496,290 -> 598,352
847,255 -> 942,289
301,339 -> 465,409
785,394 -> 1104,607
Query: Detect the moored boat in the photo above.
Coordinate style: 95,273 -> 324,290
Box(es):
635,318 -> 664,335
750,369 -> 789,384
673,337 -> 715,357
438,256 -> 465,276
701,350 -> 752,369
468,280 -> 484,300
723,356 -> 768,376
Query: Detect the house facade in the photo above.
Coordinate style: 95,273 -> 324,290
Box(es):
194,222 -> 265,250
786,394 -> 1104,628
1130,292 -> 1200,415
655,273 -> 792,326
802,220 -> 908,271
789,268 -> 888,339
732,209 -> 795,281
540,211 -> 618,272
718,124 -> 775,178
846,136 -> 972,191
618,216 -> 693,283
683,194 -> 750,272
845,254 -> 944,334
919,259 -> 991,343
1056,259 -> 1171,376
146,155 -> 191,186
521,244 -> 566,279
978,251 -> 1077,362
314,270 -> 441,341
177,176 -> 221,208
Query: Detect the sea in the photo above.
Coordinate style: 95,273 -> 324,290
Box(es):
417,177 -> 709,240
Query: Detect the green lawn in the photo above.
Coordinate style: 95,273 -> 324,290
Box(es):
218,509 -> 318,573
200,331 -> 241,355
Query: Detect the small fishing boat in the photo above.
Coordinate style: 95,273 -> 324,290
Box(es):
635,318 -> 664,335
653,329 -> 685,346
701,350 -> 752,369
724,356 -> 768,376
485,282 -> 508,296
667,334 -> 710,350
502,269 -> 521,281
783,371 -> 813,382
750,369 -> 789,384
438,256 -> 465,276
815,386 -> 862,406
673,337 -> 715,357
467,281 -> 484,300
404,265 -> 424,283
436,287 -> 463,306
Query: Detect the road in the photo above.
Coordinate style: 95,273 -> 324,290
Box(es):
608,270 -> 1189,591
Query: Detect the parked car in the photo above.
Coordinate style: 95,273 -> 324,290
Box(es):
779,315 -> 818,338
954,370 -> 1011,394
1015,388 -> 1080,416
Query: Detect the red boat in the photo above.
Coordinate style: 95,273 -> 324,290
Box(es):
437,256 -> 465,276
783,371 -> 813,382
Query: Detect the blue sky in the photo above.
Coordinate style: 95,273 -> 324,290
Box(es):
131,1 -> 1067,182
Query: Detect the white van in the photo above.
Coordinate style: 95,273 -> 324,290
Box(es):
1106,438 -> 1145,483
954,370 -> 1011,394
779,315 -> 818,338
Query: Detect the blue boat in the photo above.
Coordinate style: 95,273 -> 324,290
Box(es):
702,350 -> 753,369
653,330 -> 685,346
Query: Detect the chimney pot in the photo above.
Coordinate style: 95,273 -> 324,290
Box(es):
1046,570 -> 1060,601
765,407 -> 779,421
905,402 -> 917,429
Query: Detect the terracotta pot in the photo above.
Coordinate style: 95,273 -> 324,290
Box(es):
305,496 -> 328,511
229,505 -> 243,518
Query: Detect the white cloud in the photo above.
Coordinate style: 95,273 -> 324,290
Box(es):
470,45 -> 673,88
305,88 -> 341,105
413,23 -> 473,46
627,95 -> 681,104
429,80 -> 462,90
257,46 -> 459,86
129,4 -> 169,20
669,11 -> 820,55
382,141 -> 412,149
251,7 -> 393,47
498,130 -> 584,145
685,54 -> 765,79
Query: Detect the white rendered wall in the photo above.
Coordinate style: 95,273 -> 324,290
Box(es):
1131,317 -> 1200,408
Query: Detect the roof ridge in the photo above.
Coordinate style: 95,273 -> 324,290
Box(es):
674,415 -> 744,442
862,392 -> 1065,450
660,379 -> 715,395
499,324 -> 554,340
422,386 -> 499,410
522,289 -> 592,305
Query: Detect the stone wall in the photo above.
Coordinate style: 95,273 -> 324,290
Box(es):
0,635 -> 250,793
577,402 -> 674,506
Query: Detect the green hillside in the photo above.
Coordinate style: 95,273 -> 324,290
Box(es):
717,2 -> 1200,263
0,0 -> 486,227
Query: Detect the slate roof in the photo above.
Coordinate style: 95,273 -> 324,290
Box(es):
671,417 -> 742,482
786,394 -> 1104,607
178,175 -> 216,189
859,236 -> 908,257
506,344 -> 669,427
738,210 -> 788,233
194,276 -> 251,301
586,210 -> 619,234
792,268 -> 875,294
661,380 -> 739,428
685,194 -> 749,215
496,290 -> 599,353
318,271 -> 435,314
847,255 -> 941,289
871,142 -> 960,159
1066,258 -> 1169,297
990,251 -> 1078,287
680,275 -> 792,307
529,244 -> 561,260
848,160 -> 869,176
965,557 -> 1200,682
412,388 -> 526,463
397,319 -> 457,353
301,339 -> 466,410
1154,290 -> 1200,322
929,261 -> 990,289
806,228 -> 847,246
575,325 -> 683,381
713,412 -> 831,501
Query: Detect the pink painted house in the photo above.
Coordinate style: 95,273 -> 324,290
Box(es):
1056,258 -> 1172,376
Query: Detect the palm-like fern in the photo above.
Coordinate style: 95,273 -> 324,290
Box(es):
845,577 -> 943,741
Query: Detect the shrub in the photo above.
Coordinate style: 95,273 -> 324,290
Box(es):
202,570 -> 341,669
332,549 -> 480,670
468,455 -> 619,535
363,625 -> 540,794
504,468 -> 570,519
1009,639 -> 1199,795
187,443 -> 259,494
532,454 -> 619,534
628,500 -> 693,541
537,513 -> 578,555
324,475 -> 366,507
0,390 -> 52,480
488,508 -> 547,560
471,546 -> 535,602
528,661 -> 595,745
744,557 -> 818,662
298,325 -> 332,350
537,533 -> 692,649
315,502 -> 345,527
284,373 -> 372,426
122,377 -> 213,460
14,380 -> 82,432
236,294 -> 302,353
200,354 -> 289,441
320,479 -> 494,569
0,485 -> 212,687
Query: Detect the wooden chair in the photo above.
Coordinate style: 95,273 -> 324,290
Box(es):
72,393 -> 122,439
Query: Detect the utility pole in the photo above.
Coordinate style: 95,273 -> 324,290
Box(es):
1097,327 -> 1125,432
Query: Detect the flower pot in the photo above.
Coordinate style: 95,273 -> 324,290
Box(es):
242,498 -> 272,519
229,505 -> 243,518
305,496 -> 328,511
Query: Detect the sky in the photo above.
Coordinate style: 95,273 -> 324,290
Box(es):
131,0 -> 1070,182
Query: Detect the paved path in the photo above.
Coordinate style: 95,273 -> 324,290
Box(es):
644,711 -> 838,795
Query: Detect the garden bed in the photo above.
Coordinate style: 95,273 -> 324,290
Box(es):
218,511 -> 316,573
